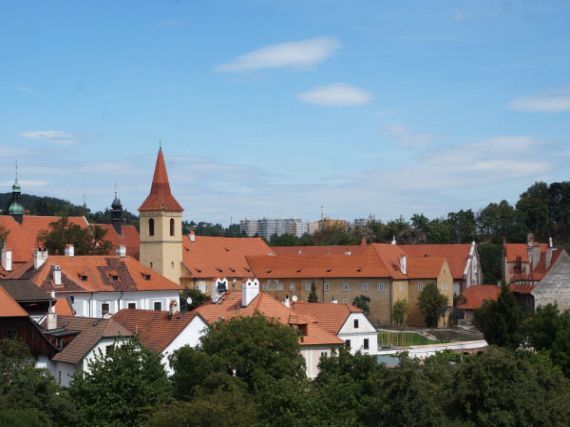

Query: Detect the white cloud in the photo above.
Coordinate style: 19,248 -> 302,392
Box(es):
297,83 -> 372,107
15,86 -> 35,94
384,125 -> 437,147
21,130 -> 78,144
453,9 -> 465,21
216,37 -> 340,72
509,88 -> 570,112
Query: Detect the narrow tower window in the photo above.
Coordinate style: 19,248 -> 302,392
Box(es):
170,218 -> 175,236
148,218 -> 155,236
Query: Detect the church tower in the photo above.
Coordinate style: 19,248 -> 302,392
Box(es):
138,148 -> 184,284
8,164 -> 24,223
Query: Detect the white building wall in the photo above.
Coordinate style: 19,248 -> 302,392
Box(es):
338,313 -> 378,355
301,345 -> 336,379
67,290 -> 180,318
161,316 -> 209,374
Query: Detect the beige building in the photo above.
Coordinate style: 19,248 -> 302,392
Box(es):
138,148 -> 184,284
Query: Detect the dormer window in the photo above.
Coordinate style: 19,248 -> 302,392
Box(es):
109,273 -> 119,281
77,273 -> 88,281
141,273 -> 151,281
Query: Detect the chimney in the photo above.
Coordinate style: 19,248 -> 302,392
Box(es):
64,244 -> 74,257
549,237 -> 554,249
527,233 -> 534,248
400,255 -> 407,275
391,235 -> 397,245
46,304 -> 57,331
116,244 -> 127,257
189,230 -> 196,242
283,295 -> 290,308
241,278 -> 260,307
34,249 -> 48,269
1,248 -> 12,272
168,300 -> 178,317
331,297 -> 338,304
53,265 -> 62,286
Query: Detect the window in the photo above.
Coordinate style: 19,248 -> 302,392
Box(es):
378,282 -> 385,292
171,261 -> 174,269
263,282 -> 269,290
320,351 -> 328,358
277,281 -> 284,291
170,218 -> 175,236
345,339 -> 351,350
70,296 -> 75,304
343,283 -> 350,292
289,282 -> 296,291
362,283 -> 369,292
324,282 -> 330,291
148,218 -> 155,236
399,283 -> 403,291
417,282 -> 424,291
354,319 -> 359,329
128,302 -> 136,309
153,301 -> 162,311
58,370 -> 62,385
342,298 -> 349,304
101,303 -> 110,316
7,328 -> 17,340
304,282 -> 312,291
149,262 -> 153,269
363,338 -> 369,350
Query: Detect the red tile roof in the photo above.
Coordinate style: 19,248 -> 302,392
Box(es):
503,243 -> 530,263
459,285 -> 500,310
406,256 -> 447,279
139,148 -> 183,212
195,291 -> 343,346
112,309 -> 206,353
96,224 -> 140,259
0,215 -> 88,264
54,297 -> 75,316
26,255 -> 181,293
290,302 -> 362,334
0,286 -> 28,317
272,245 -> 365,256
399,244 -> 472,280
182,236 -> 272,279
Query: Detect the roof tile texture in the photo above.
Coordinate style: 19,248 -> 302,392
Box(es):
139,148 -> 183,212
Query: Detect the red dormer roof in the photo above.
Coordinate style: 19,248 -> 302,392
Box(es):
139,148 -> 183,212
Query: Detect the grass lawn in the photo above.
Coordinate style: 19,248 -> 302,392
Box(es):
378,330 -> 439,347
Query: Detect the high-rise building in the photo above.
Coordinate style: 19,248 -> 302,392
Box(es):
240,218 -> 307,239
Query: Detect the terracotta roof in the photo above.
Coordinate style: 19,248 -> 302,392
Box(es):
271,245 -> 366,256
0,286 -> 28,317
459,285 -> 500,310
182,235 -> 272,279
51,316 -> 132,364
406,256 -> 447,279
503,243 -> 529,263
195,291 -> 343,346
112,309 -> 206,353
96,224 -> 140,260
400,244 -> 472,280
139,148 -> 183,212
290,302 -> 362,334
509,248 -> 562,283
26,255 -> 181,293
509,282 -> 536,294
368,244 -> 408,279
0,215 -> 88,264
247,246 -> 389,279
54,297 -> 75,316
0,279 -> 52,302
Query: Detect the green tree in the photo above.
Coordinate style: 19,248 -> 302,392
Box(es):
0,339 -> 75,426
446,347 -> 570,426
550,311 -> 570,377
526,303 -> 561,351
269,233 -> 300,246
69,339 -> 172,426
478,243 -> 502,284
179,288 -> 209,311
37,217 -> 112,255
516,181 -> 550,239
307,282 -> 319,303
352,295 -> 370,314
417,283 -> 448,328
447,209 -> 477,243
169,346 -> 214,401
392,299 -> 408,328
196,315 -> 306,392
474,285 -> 524,349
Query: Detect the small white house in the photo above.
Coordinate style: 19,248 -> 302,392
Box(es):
112,308 -> 209,374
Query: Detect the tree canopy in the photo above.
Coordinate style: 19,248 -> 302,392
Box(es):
417,283 -> 448,328
37,217 -> 112,255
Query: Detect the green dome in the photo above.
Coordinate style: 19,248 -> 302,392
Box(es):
8,202 -> 24,215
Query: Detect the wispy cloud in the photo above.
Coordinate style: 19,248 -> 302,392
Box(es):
297,83 -> 372,107
509,88 -> 570,112
15,85 -> 35,94
216,37 -> 340,72
453,9 -> 465,21
21,130 -> 78,144
384,125 -> 438,147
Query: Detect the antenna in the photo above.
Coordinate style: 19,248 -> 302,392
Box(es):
114,181 -> 118,198
15,160 -> 19,182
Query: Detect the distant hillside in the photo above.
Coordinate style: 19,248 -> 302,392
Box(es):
0,193 -> 139,227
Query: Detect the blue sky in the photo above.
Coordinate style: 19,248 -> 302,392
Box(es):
1,0 -> 569,224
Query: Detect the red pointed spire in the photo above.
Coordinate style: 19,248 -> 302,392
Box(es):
139,148 -> 184,212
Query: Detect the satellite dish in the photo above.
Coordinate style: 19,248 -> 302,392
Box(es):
291,295 -> 298,302
186,297 -> 193,305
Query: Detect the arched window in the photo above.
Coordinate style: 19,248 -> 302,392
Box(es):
169,218 -> 175,236
148,218 -> 155,236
